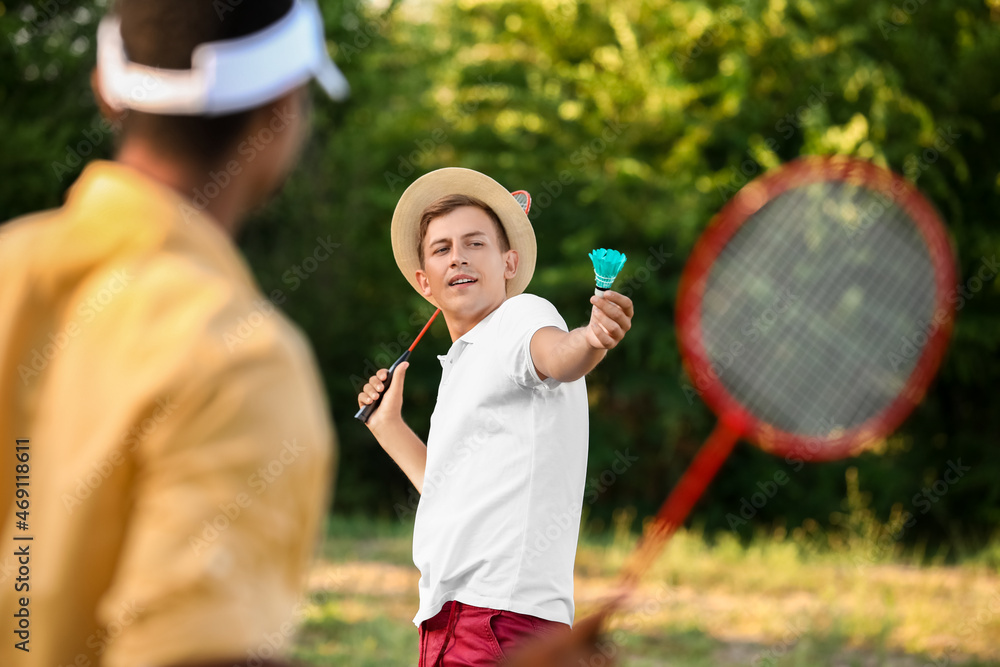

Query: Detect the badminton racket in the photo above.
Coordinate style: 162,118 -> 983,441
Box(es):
355,308 -> 441,423
606,154 -> 957,599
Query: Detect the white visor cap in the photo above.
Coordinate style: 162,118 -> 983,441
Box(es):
97,0 -> 349,116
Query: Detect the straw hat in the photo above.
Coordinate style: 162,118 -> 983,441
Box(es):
390,168 -> 536,308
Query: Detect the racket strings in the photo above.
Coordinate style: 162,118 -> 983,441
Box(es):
702,181 -> 937,444
727,185 -> 929,430
721,230 -> 918,433
727,203 -> 874,430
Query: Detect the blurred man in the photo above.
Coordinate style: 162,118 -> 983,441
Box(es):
0,1 -> 347,665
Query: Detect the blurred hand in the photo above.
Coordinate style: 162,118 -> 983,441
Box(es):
357,361 -> 409,431
500,607 -> 617,667
584,290 -> 634,350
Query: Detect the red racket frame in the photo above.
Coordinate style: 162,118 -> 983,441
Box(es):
677,155 -> 957,462
612,155 -> 957,590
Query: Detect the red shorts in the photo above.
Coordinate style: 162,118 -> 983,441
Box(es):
418,600 -> 570,666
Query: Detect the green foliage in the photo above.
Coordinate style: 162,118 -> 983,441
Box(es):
1,0 -> 998,553
0,1 -> 107,213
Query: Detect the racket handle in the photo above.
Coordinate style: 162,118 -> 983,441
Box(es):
354,350 -> 411,424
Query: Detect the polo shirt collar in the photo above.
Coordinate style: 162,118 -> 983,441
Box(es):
455,300 -> 509,345
438,302 -> 506,372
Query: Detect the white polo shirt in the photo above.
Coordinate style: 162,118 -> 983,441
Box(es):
411,293 -> 589,627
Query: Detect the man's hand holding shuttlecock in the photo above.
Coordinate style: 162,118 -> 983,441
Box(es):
530,248 -> 634,382
585,248 -> 633,350
585,290 -> 633,350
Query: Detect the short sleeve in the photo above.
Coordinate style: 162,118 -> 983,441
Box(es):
98,309 -> 334,666
498,294 -> 570,389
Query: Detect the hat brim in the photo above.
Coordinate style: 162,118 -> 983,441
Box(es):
391,168 -> 536,308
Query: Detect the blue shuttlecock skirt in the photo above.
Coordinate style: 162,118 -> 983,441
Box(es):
589,248 -> 627,296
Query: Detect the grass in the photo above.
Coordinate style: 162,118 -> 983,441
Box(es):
292,508 -> 1000,666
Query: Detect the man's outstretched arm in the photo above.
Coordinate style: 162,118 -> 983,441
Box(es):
530,290 -> 634,383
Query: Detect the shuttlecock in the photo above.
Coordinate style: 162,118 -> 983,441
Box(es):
589,248 -> 627,297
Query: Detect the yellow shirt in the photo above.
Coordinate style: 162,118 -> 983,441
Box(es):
0,161 -> 335,666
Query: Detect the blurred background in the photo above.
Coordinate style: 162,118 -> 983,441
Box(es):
3,0 -> 999,663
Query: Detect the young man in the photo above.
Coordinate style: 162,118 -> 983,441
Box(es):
0,2 -> 347,665
358,167 -> 635,665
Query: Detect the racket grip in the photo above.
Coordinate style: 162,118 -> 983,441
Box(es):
354,350 -> 411,424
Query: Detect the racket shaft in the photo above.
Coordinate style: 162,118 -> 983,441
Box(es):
619,421 -> 740,588
409,308 -> 441,351
355,350 -> 411,423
